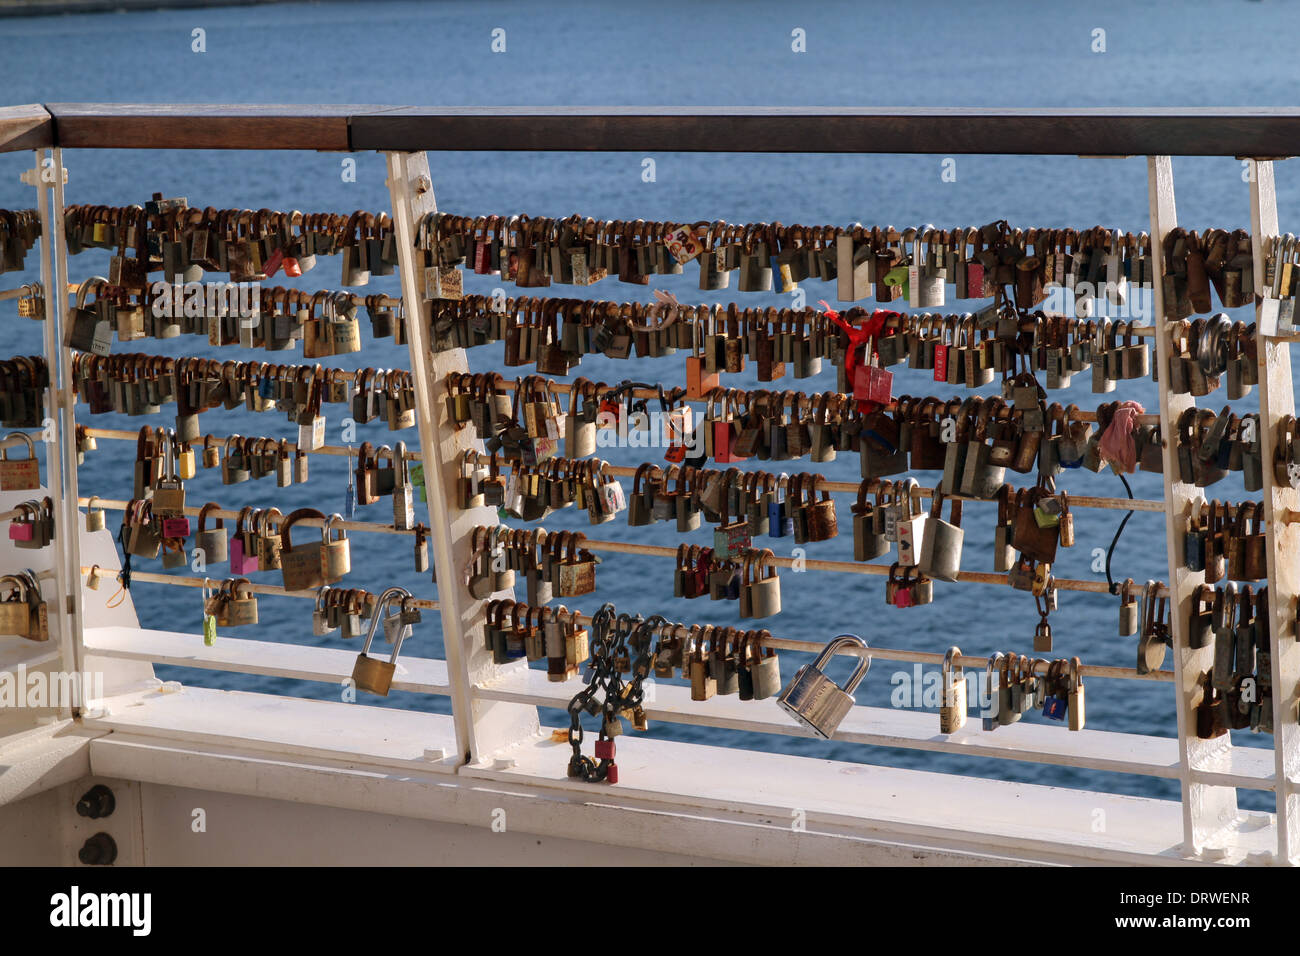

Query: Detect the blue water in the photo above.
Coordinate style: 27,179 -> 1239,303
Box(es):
1,0 -> 1293,810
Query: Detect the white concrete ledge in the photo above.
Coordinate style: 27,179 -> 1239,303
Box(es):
72,684 -> 1272,865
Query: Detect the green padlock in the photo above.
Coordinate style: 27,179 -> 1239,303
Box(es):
1034,495 -> 1062,529
883,264 -> 910,302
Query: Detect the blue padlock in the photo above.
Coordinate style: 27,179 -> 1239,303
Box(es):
768,473 -> 794,538
1043,696 -> 1067,720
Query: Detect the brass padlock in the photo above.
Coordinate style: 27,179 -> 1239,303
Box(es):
352,586 -> 412,696
939,646 -> 966,734
85,496 -> 106,533
1118,578 -> 1139,635
1068,657 -> 1086,731
321,513 -> 351,583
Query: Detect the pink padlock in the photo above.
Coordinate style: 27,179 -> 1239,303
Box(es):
8,522 -> 33,541
162,516 -> 191,539
894,588 -> 913,609
229,536 -> 260,575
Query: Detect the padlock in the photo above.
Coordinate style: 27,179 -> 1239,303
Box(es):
939,646 -> 966,734
1118,578 -> 1139,635
1067,656 -> 1086,731
776,633 -> 871,739
321,512 -> 351,584
382,596 -> 414,646
688,630 -> 716,701
85,496 -> 106,533
1034,619 -> 1053,652
313,587 -> 337,636
0,432 -> 40,490
1137,580 -> 1169,675
982,653 -> 1004,731
351,587 -> 412,696
278,508 -> 325,591
998,654 -> 1022,726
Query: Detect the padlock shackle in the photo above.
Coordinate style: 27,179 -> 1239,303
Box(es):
810,634 -> 871,693
360,586 -> 413,659
942,645 -> 961,689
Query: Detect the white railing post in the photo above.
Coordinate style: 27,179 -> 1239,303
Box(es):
31,147 -> 85,711
1147,155 -> 1239,855
1248,159 -> 1300,863
384,150 -> 538,764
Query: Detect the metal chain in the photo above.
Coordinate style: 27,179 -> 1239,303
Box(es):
565,604 -> 670,784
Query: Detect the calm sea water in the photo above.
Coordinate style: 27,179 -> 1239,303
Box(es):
2,0 -> 1295,809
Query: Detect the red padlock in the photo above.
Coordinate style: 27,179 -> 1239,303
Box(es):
594,738 -> 616,760
854,363 -> 893,405
605,762 -> 619,784
261,247 -> 284,277
933,342 -> 948,382
282,256 -> 302,278
8,522 -> 33,541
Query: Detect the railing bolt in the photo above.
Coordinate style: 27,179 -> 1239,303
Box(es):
78,833 -> 117,866
75,784 -> 115,819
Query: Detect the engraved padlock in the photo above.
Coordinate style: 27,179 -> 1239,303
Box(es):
352,587 -> 411,696
939,646 -> 966,734
776,633 -> 871,739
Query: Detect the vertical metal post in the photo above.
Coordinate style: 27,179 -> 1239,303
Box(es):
1147,155 -> 1239,854
384,150 -> 537,763
1248,159 -> 1300,863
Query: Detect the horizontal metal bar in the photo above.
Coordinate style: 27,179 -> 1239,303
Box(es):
500,525 -> 1164,597
76,497 -> 418,536
78,427 -> 1160,513
80,565 -> 440,610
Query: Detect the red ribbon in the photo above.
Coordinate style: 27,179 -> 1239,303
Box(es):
820,302 -> 901,413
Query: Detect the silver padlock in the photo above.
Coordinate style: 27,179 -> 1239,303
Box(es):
381,605 -> 409,645
776,634 -> 871,739
312,586 -> 336,636
382,595 -> 423,644
982,652 -> 1004,731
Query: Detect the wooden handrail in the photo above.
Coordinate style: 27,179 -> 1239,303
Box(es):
4,104 -> 1298,156
0,104 -> 53,153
